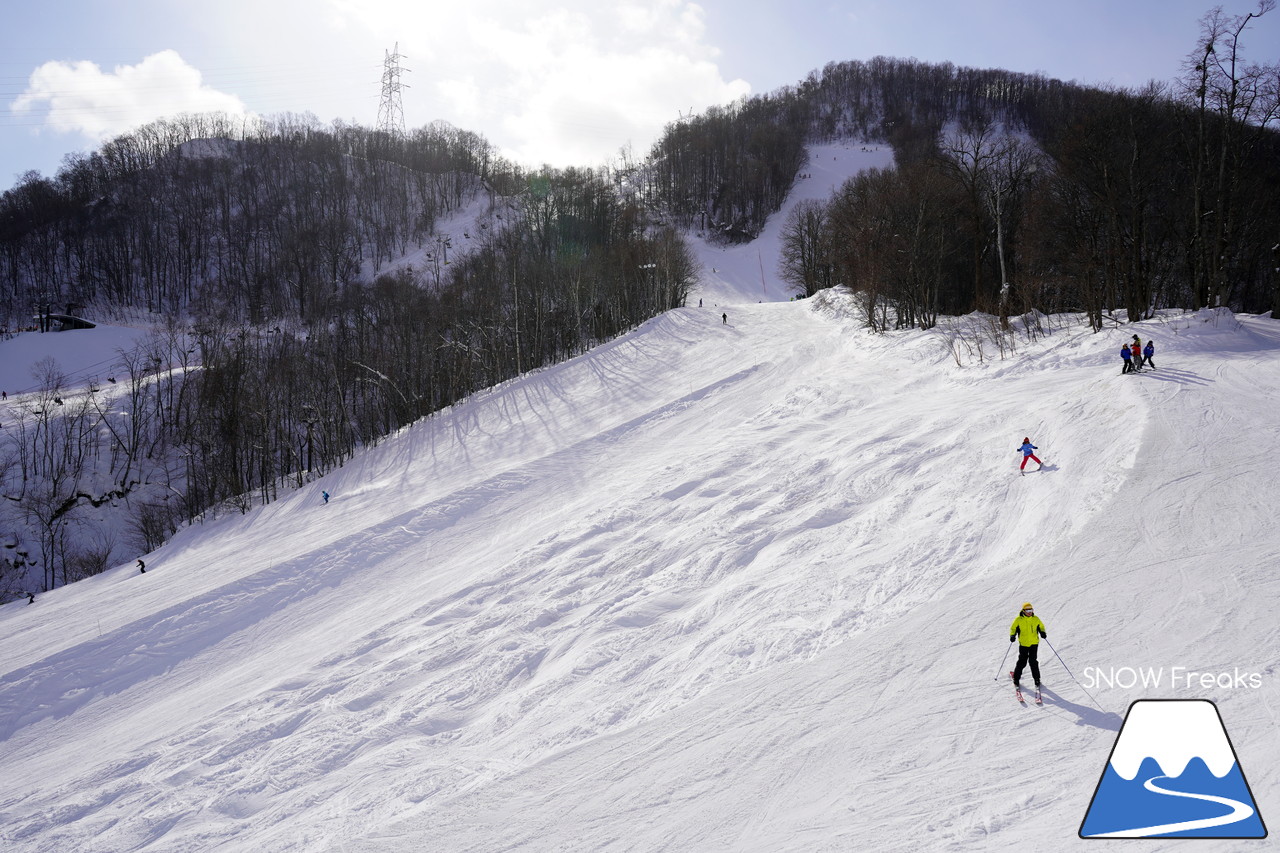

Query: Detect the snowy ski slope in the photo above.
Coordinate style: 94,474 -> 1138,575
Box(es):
0,143 -> 1277,852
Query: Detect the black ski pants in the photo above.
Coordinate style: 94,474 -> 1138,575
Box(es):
1013,643 -> 1041,686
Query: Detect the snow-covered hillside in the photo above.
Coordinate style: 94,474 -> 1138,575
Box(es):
1,143 -> 1277,852
695,141 -> 894,306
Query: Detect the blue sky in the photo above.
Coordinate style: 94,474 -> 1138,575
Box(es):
2,0 -> 1277,192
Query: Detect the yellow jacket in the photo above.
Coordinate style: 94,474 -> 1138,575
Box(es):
1010,614 -> 1046,647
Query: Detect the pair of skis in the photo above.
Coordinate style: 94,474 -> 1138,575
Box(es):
1011,671 -> 1042,705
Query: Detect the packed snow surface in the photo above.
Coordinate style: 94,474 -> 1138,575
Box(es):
1,143 -> 1278,852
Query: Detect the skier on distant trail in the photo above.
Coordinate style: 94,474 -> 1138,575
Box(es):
1018,437 -> 1042,473
1120,343 -> 1134,374
1130,338 -> 1144,371
722,313 -> 727,325
1010,602 -> 1047,690
322,490 -> 330,504
1143,339 -> 1156,370
137,559 -> 145,574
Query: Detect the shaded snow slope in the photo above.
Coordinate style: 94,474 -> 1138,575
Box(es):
1,297 -> 1277,853
689,141 -> 894,307
0,324 -> 151,398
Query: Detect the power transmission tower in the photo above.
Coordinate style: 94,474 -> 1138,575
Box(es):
377,43 -> 409,135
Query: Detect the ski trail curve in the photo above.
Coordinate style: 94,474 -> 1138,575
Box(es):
1086,775 -> 1255,838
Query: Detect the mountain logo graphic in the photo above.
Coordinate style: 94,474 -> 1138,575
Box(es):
1080,699 -> 1267,838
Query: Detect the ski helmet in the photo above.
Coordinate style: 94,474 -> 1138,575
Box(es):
1021,602 -> 1033,611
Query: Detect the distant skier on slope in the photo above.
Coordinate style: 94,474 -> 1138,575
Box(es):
1120,343 -> 1134,374
1018,437 -> 1042,474
1143,339 -> 1156,370
1130,338 -> 1144,371
1010,602 -> 1047,691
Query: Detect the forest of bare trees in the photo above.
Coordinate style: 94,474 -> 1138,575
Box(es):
1,3 -> 1276,597
650,8 -> 1279,329
0,114 -> 694,597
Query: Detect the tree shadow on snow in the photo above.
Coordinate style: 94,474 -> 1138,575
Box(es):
1039,686 -> 1122,732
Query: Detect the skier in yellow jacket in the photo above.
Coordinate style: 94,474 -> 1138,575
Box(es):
1010,602 -> 1047,689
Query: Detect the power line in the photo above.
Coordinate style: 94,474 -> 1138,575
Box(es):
376,44 -> 409,136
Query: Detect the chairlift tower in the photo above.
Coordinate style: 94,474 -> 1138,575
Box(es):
377,43 -> 409,136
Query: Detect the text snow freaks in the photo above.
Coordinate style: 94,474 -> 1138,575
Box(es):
1083,667 -> 1262,691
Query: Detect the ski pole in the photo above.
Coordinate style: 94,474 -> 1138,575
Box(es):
1045,638 -> 1104,708
1044,638 -> 1075,679
994,640 -> 1013,680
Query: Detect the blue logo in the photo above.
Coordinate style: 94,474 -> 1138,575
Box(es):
1080,699 -> 1266,838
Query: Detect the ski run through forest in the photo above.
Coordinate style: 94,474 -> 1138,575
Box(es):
1,143 -> 1278,851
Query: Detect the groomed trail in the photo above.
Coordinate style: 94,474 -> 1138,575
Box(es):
2,286 -> 1277,852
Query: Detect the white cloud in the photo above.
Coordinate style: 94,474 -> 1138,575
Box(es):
328,0 -> 750,166
10,50 -> 248,141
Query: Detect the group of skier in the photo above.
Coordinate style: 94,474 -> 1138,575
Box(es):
1005,331 -> 1168,703
1120,335 -> 1156,374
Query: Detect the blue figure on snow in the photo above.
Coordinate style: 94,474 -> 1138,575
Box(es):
1120,344 -> 1134,374
1018,438 -> 1042,474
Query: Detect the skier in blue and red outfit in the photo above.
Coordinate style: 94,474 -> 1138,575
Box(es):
1010,602 -> 1047,691
1017,437 -> 1042,473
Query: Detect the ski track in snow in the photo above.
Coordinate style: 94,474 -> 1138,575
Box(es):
1,143 -> 1278,852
